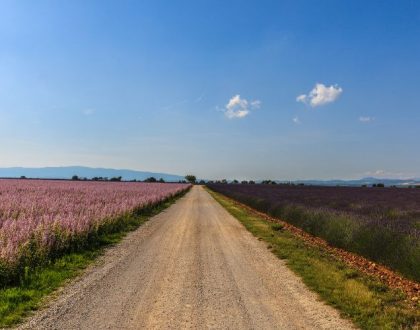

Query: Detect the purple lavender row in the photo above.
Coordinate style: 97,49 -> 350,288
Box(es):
207,183 -> 420,281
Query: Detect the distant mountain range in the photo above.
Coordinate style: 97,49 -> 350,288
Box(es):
289,177 -> 420,187
0,166 -> 185,182
0,167 -> 419,186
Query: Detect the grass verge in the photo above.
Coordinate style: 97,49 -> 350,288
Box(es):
207,188 -> 419,330
0,190 -> 188,328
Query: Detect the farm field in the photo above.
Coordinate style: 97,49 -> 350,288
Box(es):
0,179 -> 190,287
17,186 -> 356,330
207,184 -> 420,282
1,184 -> 418,329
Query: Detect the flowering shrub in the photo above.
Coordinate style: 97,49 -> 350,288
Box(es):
0,180 -> 189,284
207,184 -> 420,281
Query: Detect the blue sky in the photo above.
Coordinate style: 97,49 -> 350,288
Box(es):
0,0 -> 419,180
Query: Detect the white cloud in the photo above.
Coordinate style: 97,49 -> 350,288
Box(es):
292,116 -> 301,124
296,94 -> 306,103
297,83 -> 343,107
359,116 -> 374,123
224,95 -> 261,119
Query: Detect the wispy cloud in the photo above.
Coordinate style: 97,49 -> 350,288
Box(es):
364,169 -> 407,179
297,83 -> 343,107
161,93 -> 205,111
224,95 -> 261,119
296,95 -> 307,103
161,99 -> 188,111
359,116 -> 374,123
250,100 -> 261,109
194,93 -> 205,103
83,109 -> 95,116
292,116 -> 301,124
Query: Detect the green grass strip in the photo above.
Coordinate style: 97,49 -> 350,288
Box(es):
0,191 -> 187,328
207,188 -> 419,330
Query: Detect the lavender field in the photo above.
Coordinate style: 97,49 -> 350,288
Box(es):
207,184 -> 420,281
0,179 -> 189,285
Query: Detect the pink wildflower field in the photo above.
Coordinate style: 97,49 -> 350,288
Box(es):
0,179 -> 189,269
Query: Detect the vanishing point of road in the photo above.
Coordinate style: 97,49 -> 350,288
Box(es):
20,186 -> 354,330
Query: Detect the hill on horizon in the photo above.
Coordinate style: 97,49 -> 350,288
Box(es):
291,177 -> 420,187
0,166 -> 185,182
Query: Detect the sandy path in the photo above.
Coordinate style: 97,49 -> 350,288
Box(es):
19,186 -> 355,330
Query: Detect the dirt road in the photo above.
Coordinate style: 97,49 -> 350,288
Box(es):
20,186 -> 354,329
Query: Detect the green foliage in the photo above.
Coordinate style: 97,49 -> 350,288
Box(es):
144,177 -> 157,183
372,183 -> 385,188
261,180 -> 277,184
271,223 -> 284,231
185,175 -> 197,184
86,176 -> 112,181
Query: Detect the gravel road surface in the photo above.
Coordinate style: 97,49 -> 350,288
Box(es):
19,186 -> 355,330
